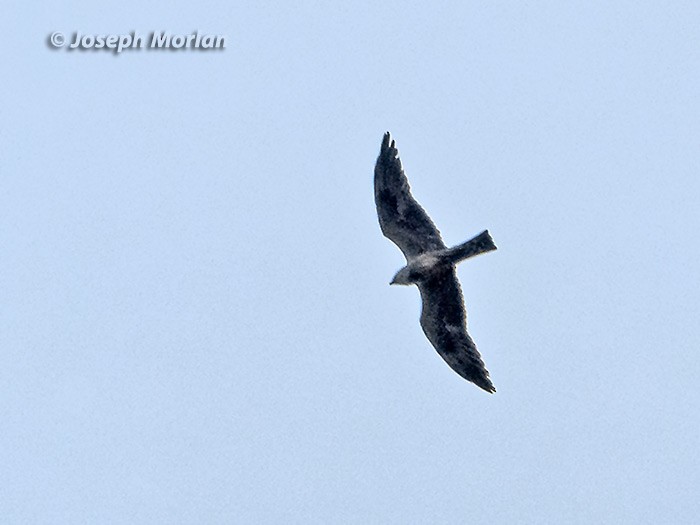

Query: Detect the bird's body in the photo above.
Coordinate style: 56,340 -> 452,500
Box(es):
374,132 -> 497,393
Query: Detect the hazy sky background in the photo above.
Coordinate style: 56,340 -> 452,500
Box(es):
2,1 -> 699,523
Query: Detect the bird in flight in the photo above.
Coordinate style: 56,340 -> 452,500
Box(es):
374,132 -> 497,393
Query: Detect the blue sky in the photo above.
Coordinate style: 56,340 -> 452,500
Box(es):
2,1 -> 699,523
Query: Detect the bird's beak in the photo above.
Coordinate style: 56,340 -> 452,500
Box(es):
389,278 -> 396,285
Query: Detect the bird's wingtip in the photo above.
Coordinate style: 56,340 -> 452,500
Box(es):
480,382 -> 497,394
381,131 -> 392,149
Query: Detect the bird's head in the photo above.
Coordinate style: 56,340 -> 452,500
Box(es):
390,267 -> 414,286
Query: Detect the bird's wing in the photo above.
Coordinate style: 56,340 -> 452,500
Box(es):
374,132 -> 446,259
417,269 -> 495,393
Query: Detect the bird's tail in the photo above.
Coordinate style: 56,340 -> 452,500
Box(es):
444,230 -> 497,264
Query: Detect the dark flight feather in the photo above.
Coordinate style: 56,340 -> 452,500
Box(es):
418,270 -> 495,393
374,133 -> 446,259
